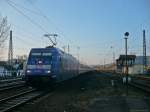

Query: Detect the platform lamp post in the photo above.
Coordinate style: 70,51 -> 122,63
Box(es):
124,32 -> 129,96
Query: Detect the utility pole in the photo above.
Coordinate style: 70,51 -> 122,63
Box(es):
113,52 -> 115,64
143,30 -> 146,74
68,45 -> 70,54
77,46 -> 80,61
8,30 -> 13,66
104,58 -> 105,70
62,46 -> 66,52
77,46 -> 80,74
113,52 -> 115,72
111,46 -> 115,71
124,32 -> 129,96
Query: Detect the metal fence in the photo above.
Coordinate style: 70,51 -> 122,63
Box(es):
0,70 -> 24,80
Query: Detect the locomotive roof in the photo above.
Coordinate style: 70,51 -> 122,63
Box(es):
31,47 -> 58,52
30,47 -> 67,55
30,47 -> 77,60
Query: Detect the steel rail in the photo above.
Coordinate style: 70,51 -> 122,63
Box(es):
0,88 -> 44,112
129,81 -> 150,93
0,83 -> 25,92
0,78 -> 23,83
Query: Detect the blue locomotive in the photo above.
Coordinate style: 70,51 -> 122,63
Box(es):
25,46 -> 82,85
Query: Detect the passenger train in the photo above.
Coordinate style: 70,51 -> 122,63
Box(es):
25,46 -> 91,85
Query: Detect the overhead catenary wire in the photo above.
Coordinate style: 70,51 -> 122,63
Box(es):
7,0 -> 75,46
14,32 -> 42,44
27,2 -> 70,37
6,0 -> 59,48
11,22 -> 43,42
6,0 -> 43,17
5,0 -> 83,57
24,0 -> 77,47
13,36 -> 40,47
6,0 -> 48,34
6,0 -> 67,48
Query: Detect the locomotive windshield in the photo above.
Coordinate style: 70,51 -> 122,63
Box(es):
27,52 -> 52,65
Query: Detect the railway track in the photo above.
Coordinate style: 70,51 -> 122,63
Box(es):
0,77 -> 23,84
0,81 -> 25,92
130,81 -> 150,93
0,88 -> 45,112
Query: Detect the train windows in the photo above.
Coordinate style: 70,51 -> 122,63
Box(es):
31,53 -> 41,56
31,52 -> 52,56
28,52 -> 52,65
43,53 -> 52,56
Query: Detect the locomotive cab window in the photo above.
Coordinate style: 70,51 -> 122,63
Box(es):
28,52 -> 52,65
31,53 -> 41,56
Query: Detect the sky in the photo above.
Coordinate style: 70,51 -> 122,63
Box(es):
0,0 -> 150,65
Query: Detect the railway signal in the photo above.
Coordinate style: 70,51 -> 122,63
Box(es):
124,32 -> 129,96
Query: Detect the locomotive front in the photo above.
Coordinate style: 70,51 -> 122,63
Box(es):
25,48 -> 57,85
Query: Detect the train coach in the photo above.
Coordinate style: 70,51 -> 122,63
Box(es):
25,46 -> 91,85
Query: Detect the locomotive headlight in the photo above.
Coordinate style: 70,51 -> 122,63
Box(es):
46,70 -> 51,73
27,70 -> 31,73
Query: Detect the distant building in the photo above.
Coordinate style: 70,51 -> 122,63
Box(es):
116,55 -> 136,74
116,55 -> 150,75
134,56 -> 150,65
131,56 -> 150,74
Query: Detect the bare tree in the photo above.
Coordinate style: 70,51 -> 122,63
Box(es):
0,16 -> 10,48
